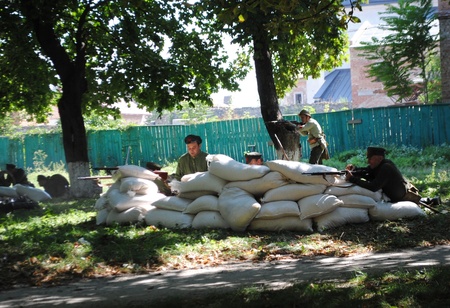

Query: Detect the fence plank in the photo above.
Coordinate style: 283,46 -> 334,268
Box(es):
2,104 -> 449,170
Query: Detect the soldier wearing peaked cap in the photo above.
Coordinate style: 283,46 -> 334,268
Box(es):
245,152 -> 263,165
345,146 -> 440,206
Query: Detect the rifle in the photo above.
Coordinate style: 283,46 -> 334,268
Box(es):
302,171 -> 346,176
266,120 -> 304,132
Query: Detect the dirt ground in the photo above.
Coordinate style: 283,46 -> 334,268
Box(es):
1,245 -> 450,307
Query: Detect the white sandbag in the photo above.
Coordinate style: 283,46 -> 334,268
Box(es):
96,208 -> 109,225
265,160 -> 342,185
248,217 -> 313,233
171,172 -> 227,194
206,153 -> 234,163
107,188 -> 162,213
369,201 -> 426,221
94,195 -> 109,210
152,196 -> 192,212
192,211 -> 230,229
104,181 -> 121,197
314,207 -> 369,232
224,171 -> 289,197
261,183 -> 327,203
112,165 -> 159,181
106,207 -> 144,225
0,186 -> 18,197
183,195 -> 219,214
255,201 -> 300,220
177,190 -> 218,200
14,184 -> 51,202
218,187 -> 261,232
338,194 -> 377,209
298,194 -> 343,220
207,154 -> 270,181
144,208 -> 194,229
119,177 -> 159,195
324,185 -> 383,202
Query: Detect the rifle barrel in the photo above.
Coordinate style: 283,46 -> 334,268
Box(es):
302,171 -> 346,175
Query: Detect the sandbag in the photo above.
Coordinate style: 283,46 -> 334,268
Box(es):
106,207 -> 144,225
183,195 -> 219,214
0,186 -> 19,198
96,208 -> 109,225
112,165 -> 159,181
369,201 -> 426,221
324,185 -> 382,202
177,190 -> 218,200
171,172 -> 227,194
119,177 -> 158,195
261,183 -> 327,203
144,208 -> 194,229
14,184 -> 52,202
152,196 -> 192,212
224,171 -> 288,197
248,217 -> 313,233
107,188 -> 163,213
298,194 -> 343,220
265,160 -> 342,185
255,200 -> 300,220
218,187 -> 261,232
338,194 -> 377,209
192,211 -> 230,229
314,207 -> 369,232
94,195 -> 109,211
207,154 -> 270,181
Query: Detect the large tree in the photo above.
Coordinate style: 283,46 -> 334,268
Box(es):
0,0 -> 247,197
357,0 -> 440,104
200,0 -> 363,160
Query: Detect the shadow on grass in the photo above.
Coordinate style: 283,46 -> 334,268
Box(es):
1,197 -> 450,289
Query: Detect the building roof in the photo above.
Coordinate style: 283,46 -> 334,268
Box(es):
313,68 -> 351,103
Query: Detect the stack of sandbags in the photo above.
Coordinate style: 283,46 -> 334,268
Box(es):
94,157 -> 426,232
95,165 -> 166,225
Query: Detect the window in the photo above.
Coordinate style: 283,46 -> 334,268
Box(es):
294,92 -> 303,104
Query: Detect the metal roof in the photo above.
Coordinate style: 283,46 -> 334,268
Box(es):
313,68 -> 352,103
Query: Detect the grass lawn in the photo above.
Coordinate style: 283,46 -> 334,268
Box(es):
1,145 -> 450,306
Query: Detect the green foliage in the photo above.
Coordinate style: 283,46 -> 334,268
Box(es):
357,0 -> 439,104
201,0 -> 363,98
0,1 -> 248,126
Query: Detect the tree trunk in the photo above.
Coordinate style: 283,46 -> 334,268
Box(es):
252,33 -> 301,160
24,2 -> 98,198
58,80 -> 99,198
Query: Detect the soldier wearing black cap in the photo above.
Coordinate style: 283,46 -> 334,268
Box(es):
174,134 -> 209,181
345,146 -> 414,202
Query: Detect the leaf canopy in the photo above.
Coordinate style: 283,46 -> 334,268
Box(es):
0,0 -> 249,121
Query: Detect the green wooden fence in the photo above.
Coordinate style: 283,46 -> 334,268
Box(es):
1,104 -> 449,171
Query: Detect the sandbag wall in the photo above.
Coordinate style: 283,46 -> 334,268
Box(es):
94,155 -> 426,232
